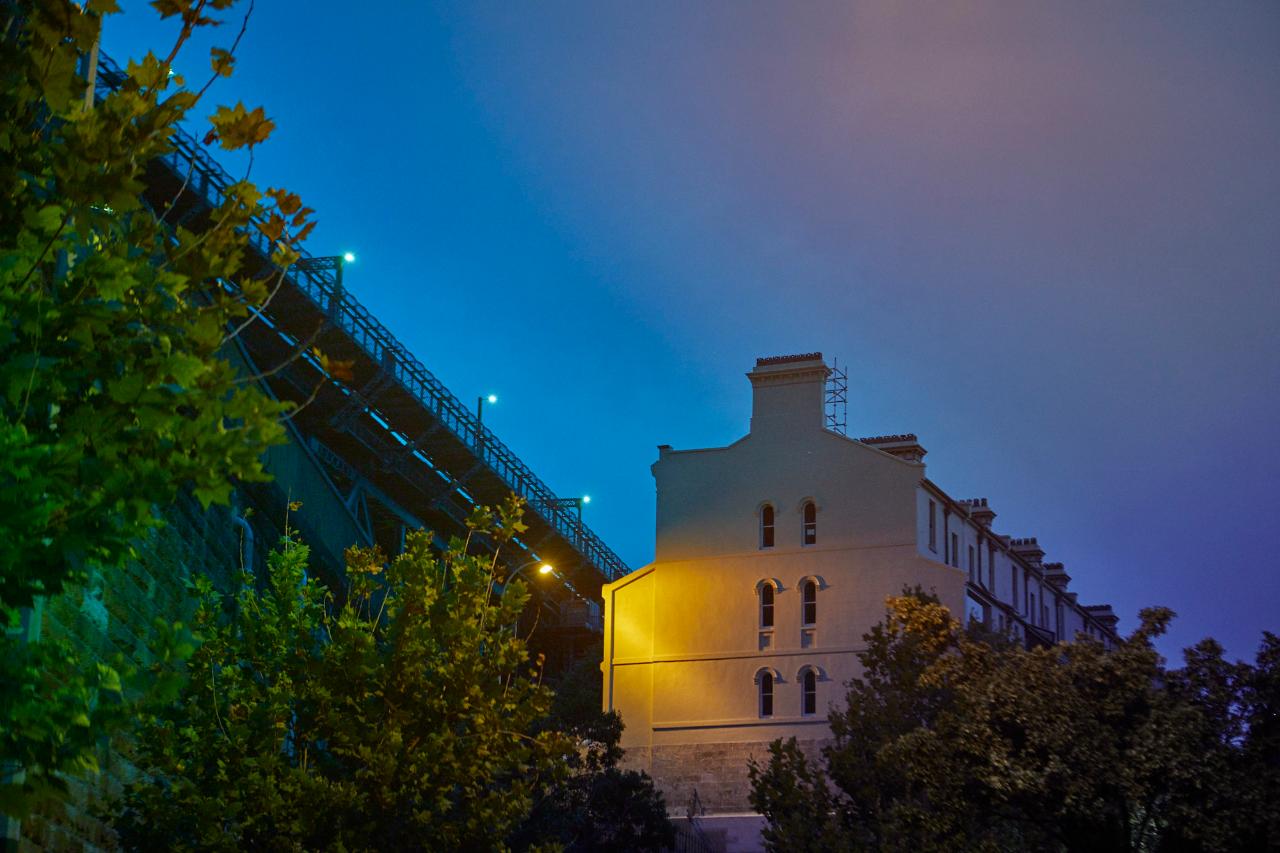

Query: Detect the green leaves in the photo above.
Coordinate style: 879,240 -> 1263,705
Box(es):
1,0 -> 310,823
208,102 -> 275,150
114,507 -> 575,851
24,204 -> 65,235
210,47 -> 235,78
1,0 -> 301,612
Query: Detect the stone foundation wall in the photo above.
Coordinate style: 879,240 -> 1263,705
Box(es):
623,738 -> 830,816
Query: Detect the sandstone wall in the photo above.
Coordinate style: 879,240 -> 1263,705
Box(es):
623,738 -> 830,817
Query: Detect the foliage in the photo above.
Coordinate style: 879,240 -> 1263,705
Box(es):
513,654 -> 675,852
1,0 -> 310,817
0,630 -> 122,817
111,499 -> 577,852
0,0 -> 302,609
0,615 -> 196,818
749,590 -> 1280,852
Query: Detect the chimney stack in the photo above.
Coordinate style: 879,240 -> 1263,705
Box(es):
859,433 -> 927,463
1084,604 -> 1119,633
1043,561 -> 1071,591
1010,537 -> 1045,568
747,353 -> 829,435
959,497 -> 996,527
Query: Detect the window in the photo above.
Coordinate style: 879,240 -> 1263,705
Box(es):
1029,593 -> 1036,623
801,579 -> 817,626
802,669 -> 817,716
928,500 -> 937,552
759,583 -> 775,628
943,510 -> 950,562
951,533 -> 959,568
1011,565 -> 1018,605
759,671 -> 774,718
988,544 -> 996,591
760,504 -> 775,549
802,501 -> 817,546
968,545 -> 975,581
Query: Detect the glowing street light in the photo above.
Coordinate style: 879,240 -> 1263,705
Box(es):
582,495 -> 591,505
476,394 -> 498,447
502,559 -> 555,633
342,251 -> 356,263
504,558 -> 553,585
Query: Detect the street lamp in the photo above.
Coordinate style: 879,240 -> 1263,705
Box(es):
501,558 -> 554,634
477,393 -> 497,422
292,253 -> 356,314
475,393 -> 498,449
503,558 -> 553,587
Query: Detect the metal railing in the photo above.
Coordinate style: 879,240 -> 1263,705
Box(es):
96,54 -> 629,583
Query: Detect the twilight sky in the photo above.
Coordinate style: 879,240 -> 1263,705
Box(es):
107,2 -> 1280,661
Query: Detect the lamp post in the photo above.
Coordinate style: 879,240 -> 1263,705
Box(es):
500,558 -> 553,634
503,558 -> 553,588
531,497 -> 591,547
476,393 -> 497,449
292,252 -> 356,316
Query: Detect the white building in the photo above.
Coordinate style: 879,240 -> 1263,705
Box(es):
601,353 -> 1120,850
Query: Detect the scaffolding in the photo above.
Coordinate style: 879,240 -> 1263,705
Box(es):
825,357 -> 848,436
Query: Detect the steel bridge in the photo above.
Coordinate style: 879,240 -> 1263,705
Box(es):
94,54 -> 628,606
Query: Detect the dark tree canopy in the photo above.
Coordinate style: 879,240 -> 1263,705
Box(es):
750,590 -> 1280,853
512,653 -> 676,852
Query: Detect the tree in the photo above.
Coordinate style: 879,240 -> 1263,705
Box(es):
111,499 -> 576,852
750,590 -> 1280,852
2,0 -> 312,817
512,653 -> 675,852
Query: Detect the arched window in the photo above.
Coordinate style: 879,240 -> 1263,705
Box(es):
759,583 -> 775,628
759,671 -> 774,718
801,579 -> 817,626
760,504 -> 775,549
801,668 -> 817,716
802,501 -> 817,546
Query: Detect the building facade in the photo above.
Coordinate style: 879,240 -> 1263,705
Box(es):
601,353 -> 1120,850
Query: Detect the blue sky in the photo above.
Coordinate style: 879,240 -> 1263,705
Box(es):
106,1 -> 1280,661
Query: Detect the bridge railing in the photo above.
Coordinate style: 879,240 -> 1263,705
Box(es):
96,53 -> 629,583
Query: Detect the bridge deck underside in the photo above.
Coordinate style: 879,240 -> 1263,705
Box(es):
113,58 -> 625,603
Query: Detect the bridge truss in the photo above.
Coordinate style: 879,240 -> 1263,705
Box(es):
95,54 -> 629,604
